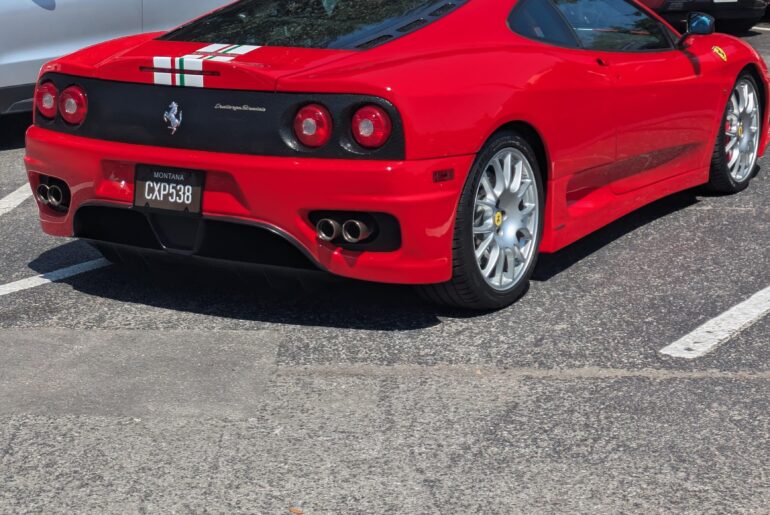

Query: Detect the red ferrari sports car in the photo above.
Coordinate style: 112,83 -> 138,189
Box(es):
25,0 -> 769,309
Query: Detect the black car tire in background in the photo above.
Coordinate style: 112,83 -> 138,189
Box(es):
718,18 -> 764,33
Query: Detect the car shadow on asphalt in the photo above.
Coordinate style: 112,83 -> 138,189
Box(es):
25,189 -> 700,330
31,240 -> 460,330
0,113 -> 31,151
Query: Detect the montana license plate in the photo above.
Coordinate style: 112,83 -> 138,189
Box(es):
134,165 -> 204,214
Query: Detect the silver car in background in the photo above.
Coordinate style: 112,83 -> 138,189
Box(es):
0,0 -> 230,115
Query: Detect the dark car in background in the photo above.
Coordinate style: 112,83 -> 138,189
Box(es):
640,0 -> 767,32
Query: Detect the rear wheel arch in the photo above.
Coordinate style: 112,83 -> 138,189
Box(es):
484,121 -> 549,187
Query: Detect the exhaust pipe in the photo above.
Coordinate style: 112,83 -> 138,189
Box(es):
36,184 -> 50,204
317,218 -> 341,242
342,220 -> 372,243
47,185 -> 64,208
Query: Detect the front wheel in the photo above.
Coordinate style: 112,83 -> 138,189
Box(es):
419,131 -> 545,310
707,73 -> 762,193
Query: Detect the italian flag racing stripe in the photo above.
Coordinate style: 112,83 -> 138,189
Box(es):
152,56 -> 205,88
151,44 -> 260,88
196,43 -> 260,56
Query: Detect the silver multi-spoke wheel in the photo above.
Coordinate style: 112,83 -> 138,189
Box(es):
472,148 -> 539,291
725,78 -> 760,183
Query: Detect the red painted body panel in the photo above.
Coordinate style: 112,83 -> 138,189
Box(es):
26,0 -> 770,283
26,126 -> 473,284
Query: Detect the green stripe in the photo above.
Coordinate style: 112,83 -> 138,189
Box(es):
223,45 -> 242,54
179,59 -> 185,87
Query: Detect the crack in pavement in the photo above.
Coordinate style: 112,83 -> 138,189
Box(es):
273,365 -> 770,381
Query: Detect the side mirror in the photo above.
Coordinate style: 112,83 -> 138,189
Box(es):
677,12 -> 715,48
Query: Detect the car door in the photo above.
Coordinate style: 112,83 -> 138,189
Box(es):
141,0 -> 229,33
508,0 -> 618,205
0,0 -> 141,91
552,0 -> 718,194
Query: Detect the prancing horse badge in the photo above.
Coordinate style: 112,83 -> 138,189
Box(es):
163,102 -> 183,135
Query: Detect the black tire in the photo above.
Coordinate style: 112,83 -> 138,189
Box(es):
706,73 -> 761,194
718,18 -> 761,35
418,131 -> 545,310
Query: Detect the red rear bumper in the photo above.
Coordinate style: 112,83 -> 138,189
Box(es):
25,126 -> 475,285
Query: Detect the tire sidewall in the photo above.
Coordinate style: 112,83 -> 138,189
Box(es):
454,131 -> 545,308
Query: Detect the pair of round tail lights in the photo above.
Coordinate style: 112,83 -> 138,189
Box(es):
35,82 -> 391,150
35,82 -> 88,125
293,104 -> 392,149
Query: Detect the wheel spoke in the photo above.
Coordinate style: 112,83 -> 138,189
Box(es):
512,244 -> 525,265
475,233 -> 494,259
482,243 -> 500,277
493,246 -> 506,284
503,152 -> 514,189
731,91 -> 740,114
474,219 -> 495,234
746,91 -> 756,113
728,149 -> 740,168
502,248 -> 514,279
477,198 -> 496,211
509,159 -> 523,194
726,137 -> 738,151
480,174 -> 496,201
520,202 -> 536,217
517,179 -> 532,200
738,152 -> 747,175
740,83 -> 749,111
492,157 -> 508,198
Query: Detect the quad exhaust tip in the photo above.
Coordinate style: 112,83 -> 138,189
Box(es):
36,184 -> 50,204
35,178 -> 70,211
47,185 -> 64,208
342,220 -> 372,244
316,218 -> 341,242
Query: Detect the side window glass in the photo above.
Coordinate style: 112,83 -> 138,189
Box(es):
552,0 -> 671,52
509,0 -> 579,48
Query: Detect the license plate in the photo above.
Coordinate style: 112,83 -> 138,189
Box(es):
134,165 -> 204,214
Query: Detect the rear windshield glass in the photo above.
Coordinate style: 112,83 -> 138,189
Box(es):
161,0 -> 463,50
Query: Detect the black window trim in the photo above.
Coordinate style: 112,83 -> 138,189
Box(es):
508,0 -> 677,54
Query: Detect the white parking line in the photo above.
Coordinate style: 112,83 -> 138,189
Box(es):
0,259 -> 111,298
660,285 -> 770,359
0,184 -> 32,216
752,26 -> 770,32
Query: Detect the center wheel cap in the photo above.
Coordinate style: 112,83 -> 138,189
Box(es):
494,211 -> 503,227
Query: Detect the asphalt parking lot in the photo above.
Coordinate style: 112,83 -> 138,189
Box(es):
1,34 -> 770,515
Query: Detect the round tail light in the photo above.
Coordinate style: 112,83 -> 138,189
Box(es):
35,82 -> 58,119
59,85 -> 88,125
352,105 -> 392,149
293,104 -> 333,148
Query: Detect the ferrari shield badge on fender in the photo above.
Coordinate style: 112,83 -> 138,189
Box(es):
164,102 -> 183,135
712,46 -> 727,62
